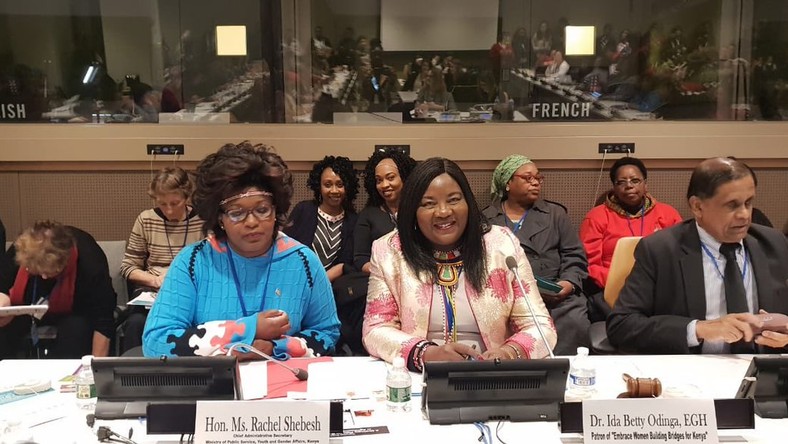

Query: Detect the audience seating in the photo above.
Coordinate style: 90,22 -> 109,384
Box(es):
588,236 -> 642,354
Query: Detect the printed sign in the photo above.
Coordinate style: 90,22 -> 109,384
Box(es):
195,400 -> 329,444
583,399 -> 718,443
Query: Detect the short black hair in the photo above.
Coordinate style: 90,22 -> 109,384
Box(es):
193,141 -> 293,240
306,155 -> 359,212
687,157 -> 754,200
397,157 -> 490,292
362,149 -> 417,207
610,157 -> 648,184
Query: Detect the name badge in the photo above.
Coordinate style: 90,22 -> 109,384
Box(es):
195,400 -> 329,444
582,399 -> 718,443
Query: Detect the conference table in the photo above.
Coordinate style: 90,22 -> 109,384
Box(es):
0,355 -> 784,443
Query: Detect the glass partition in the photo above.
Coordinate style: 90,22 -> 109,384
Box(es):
1,0 -> 786,124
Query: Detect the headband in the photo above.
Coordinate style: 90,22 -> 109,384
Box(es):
219,190 -> 273,206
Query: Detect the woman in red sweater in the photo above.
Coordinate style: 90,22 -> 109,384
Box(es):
580,157 -> 682,321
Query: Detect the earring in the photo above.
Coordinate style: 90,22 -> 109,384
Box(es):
505,185 -> 510,192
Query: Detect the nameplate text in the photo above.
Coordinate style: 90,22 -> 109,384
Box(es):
195,400 -> 329,444
582,398 -> 718,443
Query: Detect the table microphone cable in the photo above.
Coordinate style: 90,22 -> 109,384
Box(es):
225,342 -> 309,381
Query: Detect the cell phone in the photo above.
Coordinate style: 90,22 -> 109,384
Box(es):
371,76 -> 380,92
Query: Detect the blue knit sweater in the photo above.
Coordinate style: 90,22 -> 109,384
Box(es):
142,233 -> 340,358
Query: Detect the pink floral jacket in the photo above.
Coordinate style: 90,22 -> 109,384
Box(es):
362,225 -> 556,363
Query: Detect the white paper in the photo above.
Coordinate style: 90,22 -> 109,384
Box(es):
0,305 -> 48,317
126,291 -> 157,307
236,360 -> 268,400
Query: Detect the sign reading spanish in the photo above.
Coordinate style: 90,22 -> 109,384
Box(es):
582,399 -> 718,443
195,400 -> 329,444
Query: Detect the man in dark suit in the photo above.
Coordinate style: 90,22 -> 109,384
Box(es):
608,157 -> 788,354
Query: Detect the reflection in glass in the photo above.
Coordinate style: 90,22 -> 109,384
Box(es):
0,0 -> 787,124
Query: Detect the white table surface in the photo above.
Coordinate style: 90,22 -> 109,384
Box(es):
0,355 -> 784,443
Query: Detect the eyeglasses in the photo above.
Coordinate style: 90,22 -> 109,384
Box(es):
512,174 -> 544,184
614,178 -> 644,187
222,205 -> 275,224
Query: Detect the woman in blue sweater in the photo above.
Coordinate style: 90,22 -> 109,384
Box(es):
143,142 -> 340,359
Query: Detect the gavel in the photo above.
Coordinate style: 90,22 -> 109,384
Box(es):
618,373 -> 662,398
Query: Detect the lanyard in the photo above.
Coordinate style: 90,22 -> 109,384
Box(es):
503,202 -> 529,234
164,217 -> 191,260
626,206 -> 645,236
700,242 -> 748,281
226,244 -> 273,317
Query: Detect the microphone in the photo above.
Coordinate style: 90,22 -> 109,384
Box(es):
227,343 -> 308,381
505,256 -> 555,359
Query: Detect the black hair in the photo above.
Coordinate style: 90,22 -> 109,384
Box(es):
193,141 -> 293,240
362,149 -> 417,207
609,156 -> 648,184
687,157 -> 753,200
727,156 -> 758,186
397,157 -> 490,292
306,155 -> 359,212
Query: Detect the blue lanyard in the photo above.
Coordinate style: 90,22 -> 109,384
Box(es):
700,242 -> 748,281
626,206 -> 645,236
503,202 -> 529,234
226,244 -> 273,317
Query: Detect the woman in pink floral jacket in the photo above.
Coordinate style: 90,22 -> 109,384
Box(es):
362,158 -> 556,371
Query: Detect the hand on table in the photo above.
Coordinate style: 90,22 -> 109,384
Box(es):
422,343 -> 481,362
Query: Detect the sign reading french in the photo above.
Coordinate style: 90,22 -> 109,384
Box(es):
195,400 -> 329,444
582,399 -> 718,444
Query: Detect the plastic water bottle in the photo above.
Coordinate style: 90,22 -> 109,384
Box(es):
75,355 -> 97,411
386,357 -> 412,412
568,347 -> 596,398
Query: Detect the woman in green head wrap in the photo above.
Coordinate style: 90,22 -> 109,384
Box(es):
483,155 -> 591,355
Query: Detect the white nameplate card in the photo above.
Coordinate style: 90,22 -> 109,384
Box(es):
195,400 -> 329,444
582,399 -> 718,444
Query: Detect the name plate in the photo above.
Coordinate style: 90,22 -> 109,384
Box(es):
582,399 -> 718,444
195,400 -> 329,444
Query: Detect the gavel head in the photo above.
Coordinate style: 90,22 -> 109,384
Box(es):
623,373 -> 663,398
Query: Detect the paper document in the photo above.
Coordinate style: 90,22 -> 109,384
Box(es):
127,291 -> 157,307
0,305 -> 48,318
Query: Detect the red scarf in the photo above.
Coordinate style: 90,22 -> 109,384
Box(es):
10,246 -> 79,315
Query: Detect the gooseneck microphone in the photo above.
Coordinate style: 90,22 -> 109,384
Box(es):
505,256 -> 555,359
227,343 -> 308,381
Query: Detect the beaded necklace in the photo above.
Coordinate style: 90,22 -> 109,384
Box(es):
434,248 -> 463,343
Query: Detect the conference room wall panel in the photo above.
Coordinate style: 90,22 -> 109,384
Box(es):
1,166 -> 784,242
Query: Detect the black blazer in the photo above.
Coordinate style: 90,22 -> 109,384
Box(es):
608,219 -> 788,354
284,200 -> 358,270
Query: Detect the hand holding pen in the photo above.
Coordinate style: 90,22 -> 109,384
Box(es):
422,343 -> 481,363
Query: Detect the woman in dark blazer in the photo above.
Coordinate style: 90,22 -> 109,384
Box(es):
285,156 -> 359,282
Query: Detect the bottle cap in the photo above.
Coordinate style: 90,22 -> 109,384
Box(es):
393,357 -> 406,368
82,355 -> 95,366
576,347 -> 589,356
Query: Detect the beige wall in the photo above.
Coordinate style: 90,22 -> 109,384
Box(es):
1,121 -> 787,240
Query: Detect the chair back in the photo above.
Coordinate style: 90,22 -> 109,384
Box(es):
603,236 -> 642,308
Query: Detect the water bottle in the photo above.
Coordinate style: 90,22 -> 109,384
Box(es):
568,347 -> 596,398
386,357 -> 412,412
75,355 -> 96,411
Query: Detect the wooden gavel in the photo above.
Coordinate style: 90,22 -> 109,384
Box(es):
618,373 -> 663,398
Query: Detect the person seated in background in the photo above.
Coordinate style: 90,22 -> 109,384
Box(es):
483,155 -> 589,355
544,50 -> 571,83
580,157 -> 682,322
415,67 -> 456,116
580,57 -> 610,93
0,221 -> 116,358
608,157 -> 788,354
142,142 -> 340,359
354,149 -> 417,274
285,156 -> 359,283
119,167 -> 204,353
363,158 -> 556,370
